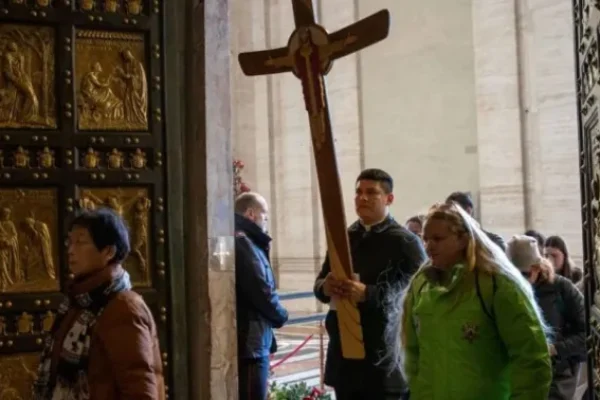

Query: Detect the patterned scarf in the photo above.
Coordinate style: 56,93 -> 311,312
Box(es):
32,269 -> 131,400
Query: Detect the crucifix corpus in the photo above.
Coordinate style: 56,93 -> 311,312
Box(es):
238,1 -> 390,359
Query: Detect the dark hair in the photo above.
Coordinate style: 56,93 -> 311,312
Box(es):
234,192 -> 263,214
524,229 -> 545,248
356,168 -> 393,194
445,191 -> 474,211
406,214 -> 425,226
69,207 -> 131,264
544,235 -> 575,280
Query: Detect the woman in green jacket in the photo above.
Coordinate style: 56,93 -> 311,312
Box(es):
397,203 -> 552,399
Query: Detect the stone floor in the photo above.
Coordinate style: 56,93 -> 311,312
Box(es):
271,324 -> 335,397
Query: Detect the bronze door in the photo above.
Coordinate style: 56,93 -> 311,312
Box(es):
0,1 -> 172,398
575,0 -> 600,397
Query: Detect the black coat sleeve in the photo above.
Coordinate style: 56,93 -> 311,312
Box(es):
554,277 -> 586,363
235,236 -> 288,328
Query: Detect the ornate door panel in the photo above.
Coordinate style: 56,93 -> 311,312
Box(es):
575,0 -> 600,397
0,1 -> 172,398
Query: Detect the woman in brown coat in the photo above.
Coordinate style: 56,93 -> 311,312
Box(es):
33,208 -> 164,400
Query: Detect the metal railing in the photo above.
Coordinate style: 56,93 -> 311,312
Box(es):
274,291 -> 327,391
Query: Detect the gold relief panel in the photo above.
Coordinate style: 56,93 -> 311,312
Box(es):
0,353 -> 39,399
0,189 -> 59,293
78,0 -> 145,14
78,187 -> 151,285
75,30 -> 148,131
77,147 -> 150,169
0,24 -> 56,129
0,146 -> 59,169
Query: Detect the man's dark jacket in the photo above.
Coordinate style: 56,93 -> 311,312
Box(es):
313,216 -> 427,393
235,213 -> 288,359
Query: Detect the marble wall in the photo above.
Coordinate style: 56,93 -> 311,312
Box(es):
231,0 -> 583,313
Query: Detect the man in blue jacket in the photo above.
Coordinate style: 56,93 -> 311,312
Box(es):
235,192 -> 288,400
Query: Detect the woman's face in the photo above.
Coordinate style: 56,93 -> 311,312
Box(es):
544,246 -> 565,272
423,219 -> 466,269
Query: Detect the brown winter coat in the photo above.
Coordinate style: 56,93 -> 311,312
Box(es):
50,266 -> 165,400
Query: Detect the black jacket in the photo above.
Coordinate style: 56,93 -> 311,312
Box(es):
484,229 -> 506,251
313,216 -> 426,392
235,213 -> 288,359
534,275 -> 586,399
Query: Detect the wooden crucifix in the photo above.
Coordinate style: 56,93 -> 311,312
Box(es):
238,1 -> 390,359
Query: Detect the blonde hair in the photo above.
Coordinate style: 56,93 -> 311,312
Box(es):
386,202 -> 549,370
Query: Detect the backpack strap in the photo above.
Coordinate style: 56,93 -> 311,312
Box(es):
475,269 -> 497,321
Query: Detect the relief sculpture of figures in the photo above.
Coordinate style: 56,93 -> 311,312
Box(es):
76,30 -> 148,131
131,197 -> 151,272
79,62 -> 124,124
0,355 -> 40,400
0,189 -> 59,293
21,217 -> 56,280
0,207 -> 22,290
114,50 -> 147,127
0,25 -> 56,128
79,188 -> 151,284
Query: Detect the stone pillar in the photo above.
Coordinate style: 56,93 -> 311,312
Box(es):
472,0 -> 526,235
185,0 -> 237,399
515,0 -> 582,262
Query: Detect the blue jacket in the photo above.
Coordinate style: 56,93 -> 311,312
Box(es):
235,213 -> 288,359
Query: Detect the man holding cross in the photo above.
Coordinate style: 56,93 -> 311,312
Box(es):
314,169 -> 426,400
237,1 -> 408,398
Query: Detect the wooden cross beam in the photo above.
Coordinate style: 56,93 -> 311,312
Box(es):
238,0 -> 390,360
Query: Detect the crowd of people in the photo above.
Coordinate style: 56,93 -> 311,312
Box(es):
234,168 -> 587,400
27,167 -> 587,400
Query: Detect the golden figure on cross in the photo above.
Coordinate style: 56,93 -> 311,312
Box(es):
238,0 -> 390,359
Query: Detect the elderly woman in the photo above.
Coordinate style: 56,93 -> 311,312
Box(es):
33,208 -> 164,400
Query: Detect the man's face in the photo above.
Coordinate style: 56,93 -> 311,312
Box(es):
67,226 -> 114,276
354,180 -> 393,224
246,197 -> 269,233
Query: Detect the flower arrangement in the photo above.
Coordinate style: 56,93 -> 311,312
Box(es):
268,382 -> 332,400
233,159 -> 251,197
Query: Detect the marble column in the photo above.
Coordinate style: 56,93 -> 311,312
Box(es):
472,0 -> 527,235
185,0 -> 237,399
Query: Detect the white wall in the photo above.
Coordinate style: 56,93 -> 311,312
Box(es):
359,0 -> 480,221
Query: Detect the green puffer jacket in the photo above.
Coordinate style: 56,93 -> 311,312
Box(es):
404,263 -> 552,400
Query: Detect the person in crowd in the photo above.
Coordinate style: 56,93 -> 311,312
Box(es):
524,229 -> 545,255
507,235 -> 586,400
33,208 -> 164,400
405,214 -> 425,239
234,192 -> 288,400
446,191 -> 506,250
398,202 -> 551,400
544,235 -> 583,288
314,168 -> 426,400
